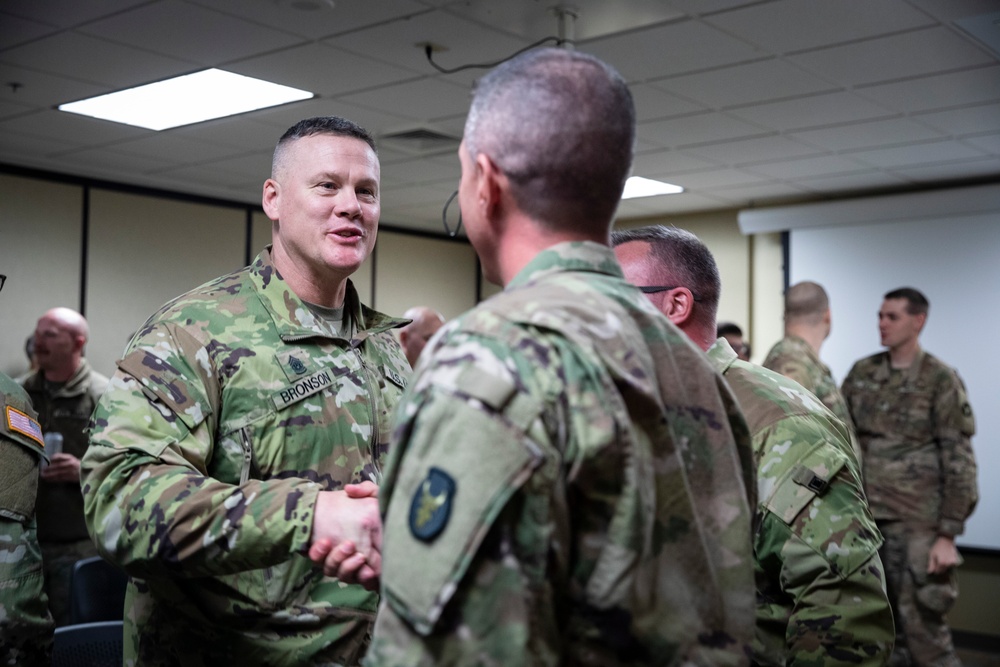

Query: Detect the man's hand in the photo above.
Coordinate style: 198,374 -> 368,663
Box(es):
927,535 -> 960,574
40,453 -> 82,483
309,483 -> 382,589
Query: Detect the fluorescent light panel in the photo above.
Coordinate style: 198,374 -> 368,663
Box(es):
622,176 -> 684,199
58,69 -> 314,131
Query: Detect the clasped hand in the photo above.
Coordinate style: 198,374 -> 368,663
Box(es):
309,481 -> 382,590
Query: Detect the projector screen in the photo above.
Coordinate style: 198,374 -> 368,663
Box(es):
791,212 -> 998,552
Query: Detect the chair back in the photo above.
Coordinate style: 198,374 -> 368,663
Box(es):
69,556 -> 128,624
52,620 -> 124,667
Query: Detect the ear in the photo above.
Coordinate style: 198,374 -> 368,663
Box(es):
661,287 -> 697,326
262,178 -> 280,221
475,153 -> 505,221
914,312 -> 927,332
823,308 -> 832,326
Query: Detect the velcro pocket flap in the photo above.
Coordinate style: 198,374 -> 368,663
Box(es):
118,348 -> 211,430
0,440 -> 41,522
764,444 -> 846,525
381,390 -> 544,635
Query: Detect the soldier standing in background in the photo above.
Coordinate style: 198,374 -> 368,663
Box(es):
764,281 -> 856,436
363,48 -> 756,666
21,306 -> 107,626
81,116 -> 412,666
0,274 -> 55,665
843,288 -> 978,667
613,226 -> 893,666
397,306 -> 444,368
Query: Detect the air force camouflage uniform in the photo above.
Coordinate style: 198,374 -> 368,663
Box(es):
366,242 -> 757,666
842,350 -> 977,667
709,340 -> 892,666
0,372 -> 54,666
81,248 -> 410,667
763,335 -> 856,435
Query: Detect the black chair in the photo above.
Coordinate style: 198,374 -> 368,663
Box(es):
69,556 -> 128,625
52,620 -> 124,667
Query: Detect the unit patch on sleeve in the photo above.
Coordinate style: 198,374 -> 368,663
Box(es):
409,467 -> 456,542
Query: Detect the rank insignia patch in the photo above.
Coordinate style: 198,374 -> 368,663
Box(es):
409,467 -> 456,542
288,355 -> 307,375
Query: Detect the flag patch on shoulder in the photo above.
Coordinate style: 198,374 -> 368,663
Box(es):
6,406 -> 44,446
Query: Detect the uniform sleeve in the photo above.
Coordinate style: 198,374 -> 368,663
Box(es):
755,418 -> 893,666
933,370 -> 978,537
765,352 -> 813,392
81,322 -> 319,579
369,329 -> 623,666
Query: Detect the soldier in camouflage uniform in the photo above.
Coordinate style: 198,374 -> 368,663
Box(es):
614,226 -> 894,666
363,48 -> 757,666
763,282 -> 857,454
843,288 -> 977,667
80,117 -> 411,667
20,307 -> 107,625
0,274 -> 55,666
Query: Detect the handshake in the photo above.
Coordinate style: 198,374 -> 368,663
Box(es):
308,481 -> 383,591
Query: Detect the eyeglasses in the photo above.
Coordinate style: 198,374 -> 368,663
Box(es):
0,274 -> 6,293
637,285 -> 702,301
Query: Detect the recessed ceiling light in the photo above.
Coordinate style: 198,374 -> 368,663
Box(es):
622,176 -> 684,199
58,69 -> 314,131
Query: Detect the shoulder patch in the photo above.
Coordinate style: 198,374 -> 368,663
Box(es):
5,405 -> 43,447
384,364 -> 407,391
409,467 -> 456,542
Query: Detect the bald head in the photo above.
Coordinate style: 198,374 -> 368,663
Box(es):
399,306 -> 445,368
785,282 -> 829,324
33,307 -> 89,381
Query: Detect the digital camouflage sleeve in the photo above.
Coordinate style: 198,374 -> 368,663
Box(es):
711,341 -> 893,666
366,242 -> 756,667
0,372 -> 54,667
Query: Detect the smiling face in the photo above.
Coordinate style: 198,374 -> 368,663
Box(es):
264,133 -> 380,301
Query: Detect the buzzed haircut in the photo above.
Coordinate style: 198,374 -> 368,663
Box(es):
464,47 -> 635,231
884,287 -> 929,317
272,116 -> 377,178
611,225 -> 721,328
785,281 -> 829,323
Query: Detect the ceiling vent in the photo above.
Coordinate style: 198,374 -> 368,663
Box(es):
380,127 -> 461,155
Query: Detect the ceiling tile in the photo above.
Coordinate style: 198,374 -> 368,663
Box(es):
794,170 -> 911,193
226,43 -> 420,99
57,147 -> 179,175
171,117 -> 287,153
962,133 -> 1000,155
704,0 -> 933,53
616,191 -> 729,217
914,102 -> 1000,136
0,11 -> 58,49
857,66 -> 1000,113
338,77 -> 472,123
80,1 -> 304,65
727,91 -> 894,131
0,98 -> 32,121
582,19 -> 763,82
790,27 -> 995,87
705,181 -> 813,205
0,32 -> 192,90
244,97 -> 412,137
0,63 -> 105,108
381,153 -> 460,185
0,130 -> 78,162
893,156 -> 1000,182
631,150 -> 720,177
96,132 -> 250,164
656,59 -> 837,108
745,154 -> 873,180
903,0 -> 1000,22
638,112 -> 769,148
0,0 -> 150,29
850,140 -> 989,168
671,168 -> 768,190
189,0 -> 430,40
683,135 -> 823,165
789,118 -> 945,151
631,84 -> 708,121
0,108 -> 148,149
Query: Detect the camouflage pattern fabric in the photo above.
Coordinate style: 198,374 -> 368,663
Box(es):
366,242 -> 757,667
81,248 -> 411,667
709,340 -> 893,666
842,349 -> 977,666
878,523 -> 959,667
763,335 -> 856,436
0,372 -> 55,666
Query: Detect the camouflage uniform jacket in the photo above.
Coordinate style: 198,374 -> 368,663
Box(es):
0,372 -> 54,666
81,248 -> 411,667
367,242 -> 757,667
22,359 -> 108,543
842,349 -> 977,536
709,340 -> 892,666
762,335 -> 855,435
